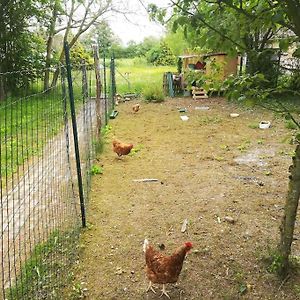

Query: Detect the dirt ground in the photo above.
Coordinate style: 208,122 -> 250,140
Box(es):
73,97 -> 300,300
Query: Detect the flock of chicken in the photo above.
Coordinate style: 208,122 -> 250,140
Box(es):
111,102 -> 193,299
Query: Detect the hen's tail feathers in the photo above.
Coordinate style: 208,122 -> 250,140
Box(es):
143,238 -> 149,253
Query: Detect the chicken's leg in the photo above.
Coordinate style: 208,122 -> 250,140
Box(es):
146,281 -> 156,294
159,284 -> 170,299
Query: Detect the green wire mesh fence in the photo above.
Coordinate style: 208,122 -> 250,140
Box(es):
0,46 -> 110,298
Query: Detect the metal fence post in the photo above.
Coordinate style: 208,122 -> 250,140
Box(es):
63,41 -> 86,228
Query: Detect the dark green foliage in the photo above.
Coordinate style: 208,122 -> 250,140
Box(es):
223,73 -> 270,103
177,57 -> 183,73
0,0 -> 45,98
246,49 -> 281,87
289,72 -> 300,90
70,42 -> 93,66
146,42 -> 175,66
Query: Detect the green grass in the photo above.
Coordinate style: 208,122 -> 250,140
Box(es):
0,76 -> 88,181
6,228 -> 80,300
115,58 -> 176,95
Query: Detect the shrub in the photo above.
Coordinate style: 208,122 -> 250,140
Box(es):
142,85 -> 165,102
289,72 -> 300,90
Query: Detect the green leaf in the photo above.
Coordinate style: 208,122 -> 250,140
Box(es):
239,284 -> 247,295
272,11 -> 284,23
279,39 -> 290,52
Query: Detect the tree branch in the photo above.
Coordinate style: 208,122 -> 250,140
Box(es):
170,0 -> 246,51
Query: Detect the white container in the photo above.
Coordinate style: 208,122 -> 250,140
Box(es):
230,113 -> 239,118
180,116 -> 189,121
259,121 -> 271,129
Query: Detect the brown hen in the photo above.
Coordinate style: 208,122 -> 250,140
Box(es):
112,140 -> 133,157
143,239 -> 192,298
132,103 -> 140,113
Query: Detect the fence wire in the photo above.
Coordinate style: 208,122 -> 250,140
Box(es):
0,56 -> 109,299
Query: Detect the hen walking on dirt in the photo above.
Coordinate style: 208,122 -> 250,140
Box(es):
112,140 -> 133,158
143,239 -> 193,299
132,103 -> 140,113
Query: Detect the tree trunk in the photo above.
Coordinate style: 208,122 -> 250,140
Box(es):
278,144 -> 300,277
44,1 -> 59,91
44,35 -> 54,91
51,49 -> 65,87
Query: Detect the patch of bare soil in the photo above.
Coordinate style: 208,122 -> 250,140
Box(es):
71,97 -> 300,299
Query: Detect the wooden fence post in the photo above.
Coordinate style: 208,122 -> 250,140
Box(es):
93,45 -> 102,137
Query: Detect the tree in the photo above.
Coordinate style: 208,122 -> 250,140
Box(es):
164,25 -> 190,56
0,0 -> 45,99
43,0 -> 116,89
81,20 -> 119,55
146,42 -> 175,65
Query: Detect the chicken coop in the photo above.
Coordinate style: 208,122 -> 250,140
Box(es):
178,52 -> 239,96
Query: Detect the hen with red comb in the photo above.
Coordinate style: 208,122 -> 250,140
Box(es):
143,239 -> 193,298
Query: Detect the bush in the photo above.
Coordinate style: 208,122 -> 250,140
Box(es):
146,42 -> 176,66
142,85 -> 165,102
289,72 -> 300,90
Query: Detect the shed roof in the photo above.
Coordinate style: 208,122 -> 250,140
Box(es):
179,52 -> 227,59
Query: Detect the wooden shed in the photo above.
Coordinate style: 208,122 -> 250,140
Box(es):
204,52 -> 238,80
179,52 -> 238,80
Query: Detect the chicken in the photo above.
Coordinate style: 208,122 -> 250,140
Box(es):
112,140 -> 133,157
132,103 -> 140,113
143,239 -> 193,299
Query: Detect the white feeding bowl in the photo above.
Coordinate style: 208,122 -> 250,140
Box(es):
230,113 -> 239,118
259,121 -> 271,129
180,115 -> 189,121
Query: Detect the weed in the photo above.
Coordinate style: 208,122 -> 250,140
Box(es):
294,284 -> 300,295
142,85 -> 165,103
220,144 -> 229,151
264,249 -> 284,274
237,144 -> 248,152
93,125 -> 112,154
101,125 -> 112,136
198,116 -> 222,126
70,282 -> 88,299
6,229 -> 80,299
214,156 -> 224,161
129,144 -> 143,156
285,120 -> 298,130
90,165 -> 103,175
248,123 -> 258,129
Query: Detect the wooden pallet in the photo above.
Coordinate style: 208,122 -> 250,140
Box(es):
191,87 -> 208,99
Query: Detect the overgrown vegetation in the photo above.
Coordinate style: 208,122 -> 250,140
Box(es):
115,58 -> 175,95
142,85 -> 165,102
7,228 -> 80,300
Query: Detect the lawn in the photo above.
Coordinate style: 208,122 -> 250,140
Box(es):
114,58 -> 176,95
69,96 -> 300,299
0,70 -> 92,180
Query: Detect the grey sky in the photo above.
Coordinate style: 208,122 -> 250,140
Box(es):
108,0 -> 170,45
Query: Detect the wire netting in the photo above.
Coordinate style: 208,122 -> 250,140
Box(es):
0,58 -> 106,299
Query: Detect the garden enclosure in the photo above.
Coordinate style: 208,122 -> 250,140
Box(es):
0,44 -> 115,299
